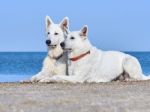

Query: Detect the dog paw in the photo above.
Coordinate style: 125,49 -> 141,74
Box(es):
39,78 -> 49,83
39,78 -> 56,83
30,76 -> 41,82
39,76 -> 66,83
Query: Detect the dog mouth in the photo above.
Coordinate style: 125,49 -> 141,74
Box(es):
63,48 -> 72,51
48,45 -> 57,48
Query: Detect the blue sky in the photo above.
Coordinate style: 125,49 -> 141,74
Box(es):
0,0 -> 150,51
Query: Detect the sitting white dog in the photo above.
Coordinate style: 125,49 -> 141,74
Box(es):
30,16 -> 69,82
46,25 -> 150,83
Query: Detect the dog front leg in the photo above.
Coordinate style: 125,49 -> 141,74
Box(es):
39,75 -> 82,83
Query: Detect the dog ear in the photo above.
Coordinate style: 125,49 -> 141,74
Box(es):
59,17 -> 69,31
45,16 -> 53,29
80,25 -> 88,37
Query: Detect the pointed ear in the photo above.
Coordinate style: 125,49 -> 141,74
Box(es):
45,16 -> 53,29
80,25 -> 88,37
59,17 -> 69,31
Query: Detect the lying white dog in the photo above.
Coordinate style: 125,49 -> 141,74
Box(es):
30,16 -> 69,82
46,25 -> 150,83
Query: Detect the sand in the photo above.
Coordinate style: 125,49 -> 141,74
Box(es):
0,81 -> 150,112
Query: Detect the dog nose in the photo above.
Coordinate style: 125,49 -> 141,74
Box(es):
60,42 -> 65,48
46,40 -> 51,45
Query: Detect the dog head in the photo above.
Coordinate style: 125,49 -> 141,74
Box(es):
45,16 -> 69,58
61,25 -> 91,57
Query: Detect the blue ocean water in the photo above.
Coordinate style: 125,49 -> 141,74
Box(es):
0,52 -> 150,82
0,52 -> 46,82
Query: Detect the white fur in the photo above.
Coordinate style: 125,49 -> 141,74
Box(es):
30,16 -> 69,82
47,25 -> 150,83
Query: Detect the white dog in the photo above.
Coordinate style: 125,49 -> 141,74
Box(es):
30,16 -> 69,82
46,25 -> 150,83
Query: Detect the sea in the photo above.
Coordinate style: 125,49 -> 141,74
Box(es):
0,52 -> 150,82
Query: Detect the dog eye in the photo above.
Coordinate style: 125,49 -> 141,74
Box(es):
47,32 -> 50,35
54,32 -> 59,35
70,37 -> 75,40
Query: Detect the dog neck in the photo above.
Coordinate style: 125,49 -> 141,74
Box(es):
69,50 -> 90,61
69,41 -> 92,61
48,53 -> 63,60
48,45 -> 64,59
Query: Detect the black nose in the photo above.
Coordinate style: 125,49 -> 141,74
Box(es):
46,40 -> 51,45
60,42 -> 65,48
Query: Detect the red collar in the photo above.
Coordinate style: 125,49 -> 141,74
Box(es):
70,51 -> 90,61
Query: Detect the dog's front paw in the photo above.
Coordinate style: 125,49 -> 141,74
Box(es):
30,75 -> 41,82
39,78 -> 56,83
39,76 -> 66,83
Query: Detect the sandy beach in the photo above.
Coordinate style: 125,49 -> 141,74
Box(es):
0,81 -> 150,112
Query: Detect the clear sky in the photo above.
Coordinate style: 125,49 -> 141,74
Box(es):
0,0 -> 150,52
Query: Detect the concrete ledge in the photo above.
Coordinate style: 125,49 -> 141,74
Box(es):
0,81 -> 150,112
